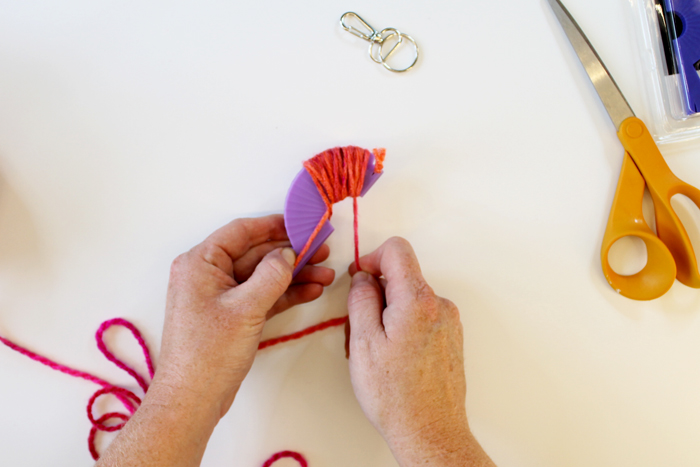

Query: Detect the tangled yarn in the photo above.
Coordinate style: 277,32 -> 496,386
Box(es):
0,318 -> 153,460
0,317 -> 347,463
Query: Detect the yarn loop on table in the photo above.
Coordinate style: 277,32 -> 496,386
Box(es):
0,318 -> 339,463
0,318 -> 154,460
262,450 -> 308,466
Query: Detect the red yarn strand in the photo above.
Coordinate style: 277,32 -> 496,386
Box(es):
353,196 -> 361,271
258,316 -> 348,350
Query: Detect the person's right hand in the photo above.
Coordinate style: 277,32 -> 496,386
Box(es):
346,237 -> 496,467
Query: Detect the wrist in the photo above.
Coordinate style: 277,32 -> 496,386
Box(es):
387,422 -> 478,467
150,360 -> 245,415
145,371 -> 234,426
96,375 -> 223,466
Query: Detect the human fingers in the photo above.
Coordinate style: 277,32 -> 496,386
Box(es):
291,264 -> 335,286
233,240 -> 290,282
306,243 -> 331,264
233,242 -> 331,283
342,275 -> 384,359
266,283 -> 325,319
204,215 -> 289,266
225,248 -> 295,315
348,237 -> 426,305
347,272 -> 385,340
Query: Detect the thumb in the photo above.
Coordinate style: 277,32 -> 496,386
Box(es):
347,272 -> 385,339
235,247 -> 295,313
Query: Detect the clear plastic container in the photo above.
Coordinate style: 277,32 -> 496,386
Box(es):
630,0 -> 700,142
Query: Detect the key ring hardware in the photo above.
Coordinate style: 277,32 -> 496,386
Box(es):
340,12 -> 419,73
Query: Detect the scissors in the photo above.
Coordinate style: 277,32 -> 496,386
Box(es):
548,0 -> 700,300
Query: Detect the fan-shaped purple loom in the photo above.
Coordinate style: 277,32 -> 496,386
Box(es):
284,152 -> 383,276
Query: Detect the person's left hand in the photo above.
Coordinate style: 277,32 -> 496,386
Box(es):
153,214 -> 334,418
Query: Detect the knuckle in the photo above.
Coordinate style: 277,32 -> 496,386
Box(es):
415,282 -> 439,321
218,218 -> 249,241
168,253 -> 196,292
350,333 -> 373,355
197,242 -> 219,262
385,236 -> 422,279
233,218 -> 252,235
169,253 -> 189,277
440,297 -> 461,320
386,236 -> 412,252
196,242 -> 230,269
441,299 -> 463,339
415,281 -> 436,302
263,255 -> 291,290
348,282 -> 379,310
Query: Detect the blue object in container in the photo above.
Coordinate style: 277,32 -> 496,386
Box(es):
665,0 -> 700,114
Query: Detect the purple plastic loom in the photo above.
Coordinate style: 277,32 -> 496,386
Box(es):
284,152 -> 383,276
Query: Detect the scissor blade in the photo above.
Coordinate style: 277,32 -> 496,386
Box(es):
547,0 -> 635,130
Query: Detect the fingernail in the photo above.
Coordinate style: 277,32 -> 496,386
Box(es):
281,248 -> 296,266
351,271 -> 372,286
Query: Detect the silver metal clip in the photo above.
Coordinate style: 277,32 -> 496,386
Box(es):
340,12 -> 419,73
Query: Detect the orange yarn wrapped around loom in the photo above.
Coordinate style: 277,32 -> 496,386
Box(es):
294,146 -> 385,270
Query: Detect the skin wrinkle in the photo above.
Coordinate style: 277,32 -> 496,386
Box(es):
232,240 -> 290,280
197,243 -> 233,275
257,253 -> 292,293
397,412 -> 461,445
199,261 -> 237,291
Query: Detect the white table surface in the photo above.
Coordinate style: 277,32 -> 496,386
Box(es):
2,1 -> 700,466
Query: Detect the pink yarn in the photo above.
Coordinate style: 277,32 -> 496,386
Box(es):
262,450 -> 308,467
0,318 -> 154,460
96,318 -> 154,393
0,319 -> 313,465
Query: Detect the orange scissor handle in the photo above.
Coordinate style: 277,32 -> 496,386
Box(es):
602,116 -> 700,299
601,152 -> 676,300
618,117 -> 700,289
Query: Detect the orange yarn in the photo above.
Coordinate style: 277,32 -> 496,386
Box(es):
259,146 -> 384,354
372,148 -> 385,173
294,146 -> 384,271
